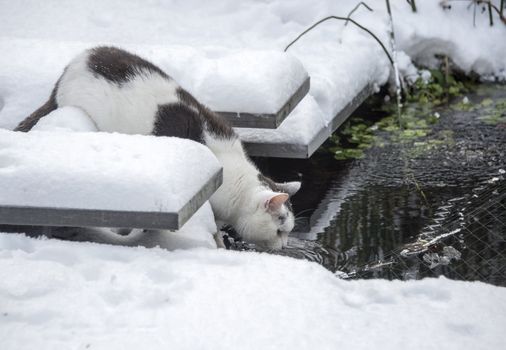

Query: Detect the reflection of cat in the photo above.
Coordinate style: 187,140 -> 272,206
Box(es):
16,46 -> 300,249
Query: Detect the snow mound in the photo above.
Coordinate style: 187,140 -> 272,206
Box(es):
32,106 -> 98,132
1,233 -> 505,350
0,129 -> 221,212
393,1 -> 506,78
153,47 -> 309,114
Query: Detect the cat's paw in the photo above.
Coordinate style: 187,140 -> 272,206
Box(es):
213,230 -> 227,249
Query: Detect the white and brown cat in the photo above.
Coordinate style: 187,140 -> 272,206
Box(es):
16,46 -> 300,249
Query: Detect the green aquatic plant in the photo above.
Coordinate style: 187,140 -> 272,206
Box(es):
327,118 -> 377,160
477,98 -> 506,125
326,67 -> 476,160
405,68 -> 469,106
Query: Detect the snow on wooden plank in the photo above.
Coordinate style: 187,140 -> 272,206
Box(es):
240,84 -> 374,158
217,77 -> 310,128
0,130 -> 222,230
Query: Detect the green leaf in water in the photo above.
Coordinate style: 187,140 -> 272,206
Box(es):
480,98 -> 493,107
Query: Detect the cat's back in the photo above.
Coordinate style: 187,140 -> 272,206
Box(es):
57,46 -> 180,135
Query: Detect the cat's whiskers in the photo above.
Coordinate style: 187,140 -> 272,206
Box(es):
295,208 -> 314,219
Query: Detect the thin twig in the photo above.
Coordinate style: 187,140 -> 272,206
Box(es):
345,2 -> 373,26
488,2 -> 494,25
444,55 -> 450,102
474,1 -> 477,26
450,0 -> 506,25
407,0 -> 417,12
476,0 -> 506,24
284,16 -> 394,67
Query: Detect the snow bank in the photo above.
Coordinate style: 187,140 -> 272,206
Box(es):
0,129 -> 221,212
1,232 -> 505,350
393,1 -> 506,79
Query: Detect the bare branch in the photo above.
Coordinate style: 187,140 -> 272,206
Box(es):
448,0 -> 506,25
345,2 -> 373,26
406,0 -> 418,12
284,16 -> 394,67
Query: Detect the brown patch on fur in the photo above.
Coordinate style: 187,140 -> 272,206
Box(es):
177,88 -> 236,140
88,46 -> 169,84
258,173 -> 280,192
258,173 -> 293,211
153,103 -> 203,142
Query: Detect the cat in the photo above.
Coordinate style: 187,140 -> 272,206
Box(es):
15,46 -> 301,250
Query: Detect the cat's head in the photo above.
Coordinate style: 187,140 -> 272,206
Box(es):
236,177 -> 301,250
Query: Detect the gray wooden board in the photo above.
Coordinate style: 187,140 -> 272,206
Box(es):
0,168 -> 223,231
243,84 -> 374,158
218,77 -> 310,129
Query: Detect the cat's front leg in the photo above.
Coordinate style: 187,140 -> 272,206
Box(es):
213,230 -> 228,249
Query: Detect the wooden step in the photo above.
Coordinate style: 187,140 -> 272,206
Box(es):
240,84 -> 374,158
218,77 -> 310,129
0,130 -> 222,230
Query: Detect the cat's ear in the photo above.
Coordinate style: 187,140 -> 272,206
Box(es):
275,181 -> 301,196
263,193 -> 289,212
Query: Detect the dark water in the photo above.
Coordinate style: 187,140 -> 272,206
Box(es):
251,84 -> 506,286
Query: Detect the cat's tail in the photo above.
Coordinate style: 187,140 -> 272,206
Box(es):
14,88 -> 58,132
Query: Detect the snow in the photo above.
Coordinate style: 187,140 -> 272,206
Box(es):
0,2 -> 505,348
32,106 -> 98,132
0,232 -> 505,350
393,1 -> 506,78
0,129 -> 221,212
155,48 -> 309,114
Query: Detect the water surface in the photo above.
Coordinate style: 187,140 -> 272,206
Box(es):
252,84 -> 506,286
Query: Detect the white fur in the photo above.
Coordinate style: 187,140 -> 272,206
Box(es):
57,51 -> 179,135
52,48 -> 298,249
205,135 -> 295,249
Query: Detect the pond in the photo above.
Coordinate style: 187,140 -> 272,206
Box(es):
247,84 -> 506,287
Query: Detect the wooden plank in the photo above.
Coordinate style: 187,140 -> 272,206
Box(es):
218,77 -> 310,129
177,168 -> 223,228
0,168 -> 222,231
243,83 -> 374,158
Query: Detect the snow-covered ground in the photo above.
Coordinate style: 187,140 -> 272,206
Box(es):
1,1 -> 505,348
1,233 -> 505,350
